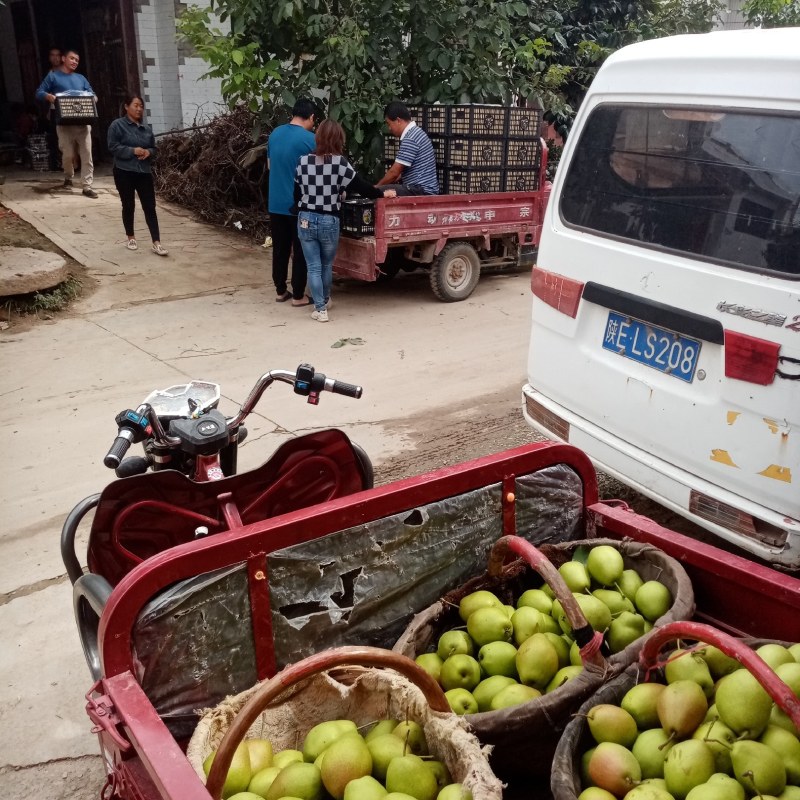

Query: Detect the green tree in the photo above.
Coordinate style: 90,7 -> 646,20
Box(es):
742,0 -> 800,26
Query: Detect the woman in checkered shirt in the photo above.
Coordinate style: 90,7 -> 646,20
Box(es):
295,120 -> 395,322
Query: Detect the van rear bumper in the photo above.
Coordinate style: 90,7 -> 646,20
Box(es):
521,383 -> 800,570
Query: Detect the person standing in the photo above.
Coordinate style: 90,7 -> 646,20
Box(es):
43,48 -> 63,171
266,99 -> 316,305
295,119 -> 395,322
35,49 -> 97,198
377,101 -> 439,196
107,96 -> 168,256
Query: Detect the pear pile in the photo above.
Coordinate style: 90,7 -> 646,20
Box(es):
575,640 -> 800,800
202,717 -> 474,800
414,545 -> 673,715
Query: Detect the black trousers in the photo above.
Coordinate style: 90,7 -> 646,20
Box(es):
113,167 -> 160,242
270,212 -> 308,299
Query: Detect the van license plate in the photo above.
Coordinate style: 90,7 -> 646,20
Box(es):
602,312 -> 701,383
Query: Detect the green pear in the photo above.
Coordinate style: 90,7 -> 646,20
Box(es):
665,650 -> 715,698
228,793 -> 270,800
367,733 -> 408,781
770,704 -> 800,737
472,675 -> 517,712
592,589 -> 635,617
489,682 -> 541,710
204,741 -> 253,799
789,643 -> 800,662
570,639 -> 584,667
775,661 -> 800,697
365,720 -> 399,741
586,545 -> 625,586
703,704 -> 718,724
608,611 -> 646,654
634,581 -> 672,622
386,754 -> 439,800
582,747 -> 597,787
246,739 -> 274,774
633,728 -> 674,779
574,594 -> 613,634
692,720 -> 735,774
511,606 -> 547,645
621,682 -> 665,730
249,767 -> 282,798
759,724 -> 800,784
715,669 -> 772,738
273,750 -> 305,769
624,784 -> 674,800
445,688 -> 478,715
588,742 -> 642,797
587,704 -> 638,748
543,632 -> 572,668
664,740 -> 716,800
757,644 -> 795,670
707,773 -> 745,800
302,720 -> 358,762
415,653 -> 444,683
559,560 -> 592,593
616,569 -> 645,602
344,775 -> 388,800
424,761 -> 451,790
436,630 -> 474,660
466,606 -> 513,646
319,733 -> 373,800
779,787 -> 800,800
546,665 -> 583,693
266,762 -> 324,800
439,654 -> 481,691
437,784 -> 472,800
386,794 -> 419,800
392,721 -> 428,756
685,776 -> 745,800
697,645 -> 740,680
657,680 -> 708,739
730,739 -> 786,796
458,590 -> 503,622
516,632 -> 560,689
579,789 -> 617,800
477,641 -> 518,678
517,588 -> 554,615
503,604 -> 516,618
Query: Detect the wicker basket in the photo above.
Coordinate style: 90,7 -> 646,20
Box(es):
188,646 -> 503,800
551,621 -> 800,800
393,536 -> 695,783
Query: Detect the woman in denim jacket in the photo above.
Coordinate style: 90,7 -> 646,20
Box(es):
107,95 -> 168,256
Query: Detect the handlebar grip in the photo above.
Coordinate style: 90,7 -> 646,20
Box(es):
104,432 -> 133,469
331,380 -> 363,399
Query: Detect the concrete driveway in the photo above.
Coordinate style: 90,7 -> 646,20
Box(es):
0,169 -> 535,798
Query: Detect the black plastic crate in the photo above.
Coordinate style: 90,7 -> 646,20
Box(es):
429,134 -> 448,164
55,95 -> 98,125
507,107 -> 541,139
447,137 -> 506,168
449,105 -> 507,137
505,139 -> 539,168
504,168 -> 539,193
445,167 -> 503,194
340,199 -> 376,236
407,104 -> 424,125
383,136 -> 399,162
424,105 -> 449,136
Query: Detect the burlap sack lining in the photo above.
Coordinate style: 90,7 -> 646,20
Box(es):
187,666 -> 503,800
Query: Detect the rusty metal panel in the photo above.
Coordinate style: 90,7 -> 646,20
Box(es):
333,236 -> 379,281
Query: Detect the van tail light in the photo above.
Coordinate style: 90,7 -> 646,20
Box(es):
531,266 -> 585,318
689,490 -> 787,548
525,394 -> 570,441
724,330 -> 779,385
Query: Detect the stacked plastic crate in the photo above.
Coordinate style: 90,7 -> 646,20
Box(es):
382,104 -> 542,194
27,135 -> 50,172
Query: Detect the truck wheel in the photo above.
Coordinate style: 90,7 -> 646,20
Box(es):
430,242 -> 481,302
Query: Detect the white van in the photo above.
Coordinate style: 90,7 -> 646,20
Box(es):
522,28 -> 800,570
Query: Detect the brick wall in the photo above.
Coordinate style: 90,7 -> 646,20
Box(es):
133,0 -> 227,134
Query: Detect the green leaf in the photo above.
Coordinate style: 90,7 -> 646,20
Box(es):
231,48 -> 244,65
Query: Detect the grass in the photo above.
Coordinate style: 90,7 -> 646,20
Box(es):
3,274 -> 84,320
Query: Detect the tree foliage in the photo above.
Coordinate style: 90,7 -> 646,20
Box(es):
742,0 -> 800,27
178,0 -> 724,173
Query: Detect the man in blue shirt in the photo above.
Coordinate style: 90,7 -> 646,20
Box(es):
267,99 -> 317,304
378,101 -> 439,196
35,49 -> 98,198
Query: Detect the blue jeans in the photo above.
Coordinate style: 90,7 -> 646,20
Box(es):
297,212 -> 339,311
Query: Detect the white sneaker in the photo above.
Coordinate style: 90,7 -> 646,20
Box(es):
152,242 -> 169,256
311,309 -> 329,323
126,238 -> 138,250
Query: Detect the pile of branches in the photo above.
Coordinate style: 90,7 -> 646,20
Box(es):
153,106 -> 272,242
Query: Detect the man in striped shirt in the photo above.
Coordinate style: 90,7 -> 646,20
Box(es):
377,101 -> 439,195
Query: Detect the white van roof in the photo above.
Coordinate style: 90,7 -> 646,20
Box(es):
591,28 -> 800,105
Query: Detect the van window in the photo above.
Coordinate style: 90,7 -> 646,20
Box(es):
560,105 -> 800,276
